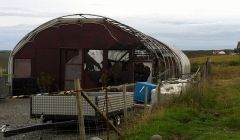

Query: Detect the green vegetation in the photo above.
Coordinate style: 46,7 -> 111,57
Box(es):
0,50 -> 11,70
191,55 -> 240,73
184,50 -> 213,58
123,54 -> 240,140
37,72 -> 55,92
191,55 -> 240,66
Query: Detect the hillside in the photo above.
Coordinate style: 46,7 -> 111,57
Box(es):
0,50 -> 11,70
123,54 -> 240,140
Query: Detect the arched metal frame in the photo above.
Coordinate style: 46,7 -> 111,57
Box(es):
8,14 -> 190,84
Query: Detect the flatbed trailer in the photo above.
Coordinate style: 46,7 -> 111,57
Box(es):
2,92 -> 134,137
31,92 -> 134,121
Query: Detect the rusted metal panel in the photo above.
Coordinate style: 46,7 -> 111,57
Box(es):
35,48 -> 60,91
34,27 -> 60,48
14,44 -> 35,58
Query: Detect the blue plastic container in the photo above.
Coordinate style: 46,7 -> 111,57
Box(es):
134,82 -> 157,103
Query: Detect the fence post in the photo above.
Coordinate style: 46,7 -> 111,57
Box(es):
206,57 -> 212,76
81,91 -> 122,136
123,84 -> 127,124
157,79 -> 161,105
74,79 -> 86,140
104,87 -> 110,140
201,65 -> 206,82
144,86 -> 148,109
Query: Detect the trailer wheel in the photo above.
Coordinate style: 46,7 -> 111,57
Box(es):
40,115 -> 46,123
113,115 -> 121,126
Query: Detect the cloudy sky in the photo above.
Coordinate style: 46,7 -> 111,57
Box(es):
1,0 -> 240,50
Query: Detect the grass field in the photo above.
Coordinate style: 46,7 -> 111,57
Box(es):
123,54 -> 240,140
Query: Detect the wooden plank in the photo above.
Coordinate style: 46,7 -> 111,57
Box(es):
74,79 -> 86,140
107,83 -> 135,91
144,86 -> 148,109
81,91 -> 122,136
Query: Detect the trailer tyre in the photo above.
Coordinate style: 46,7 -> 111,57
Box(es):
40,115 -> 47,123
113,115 -> 121,126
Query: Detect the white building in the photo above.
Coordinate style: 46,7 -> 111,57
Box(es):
213,50 -> 226,55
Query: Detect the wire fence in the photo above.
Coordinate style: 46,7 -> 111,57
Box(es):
0,60 -> 210,140
1,80 -> 141,140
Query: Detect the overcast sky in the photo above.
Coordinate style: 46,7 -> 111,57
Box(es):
1,0 -> 240,50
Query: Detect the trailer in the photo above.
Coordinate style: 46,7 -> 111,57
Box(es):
2,92 -> 134,137
31,92 -> 134,122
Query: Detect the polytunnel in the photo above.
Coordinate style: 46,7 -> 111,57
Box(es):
8,14 -> 190,95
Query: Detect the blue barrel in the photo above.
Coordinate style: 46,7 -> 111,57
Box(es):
134,82 -> 157,103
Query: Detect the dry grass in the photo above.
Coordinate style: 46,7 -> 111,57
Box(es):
212,66 -> 240,79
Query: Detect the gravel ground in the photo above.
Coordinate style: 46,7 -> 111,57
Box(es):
0,98 -> 127,140
0,98 -> 89,140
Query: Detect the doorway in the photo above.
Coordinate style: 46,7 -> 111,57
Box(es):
60,49 -> 82,90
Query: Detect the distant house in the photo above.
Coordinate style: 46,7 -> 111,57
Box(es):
213,50 -> 226,55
